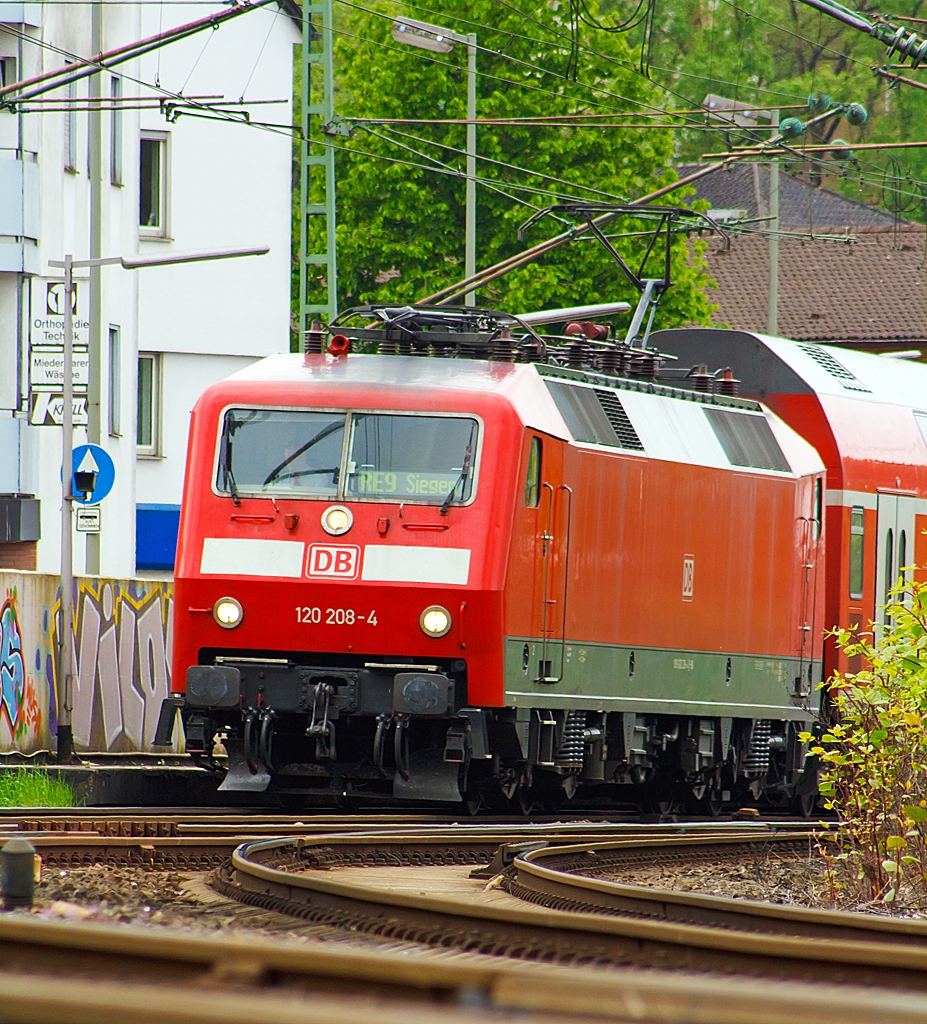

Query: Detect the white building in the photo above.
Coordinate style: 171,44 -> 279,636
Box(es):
0,0 -> 299,577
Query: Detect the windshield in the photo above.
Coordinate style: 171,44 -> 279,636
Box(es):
218,409 -> 346,497
216,409 -> 478,504
346,415 -> 477,501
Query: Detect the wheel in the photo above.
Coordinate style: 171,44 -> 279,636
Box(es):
793,789 -> 818,819
699,770 -> 725,818
464,791 -> 484,816
277,792 -> 307,812
512,778 -> 540,816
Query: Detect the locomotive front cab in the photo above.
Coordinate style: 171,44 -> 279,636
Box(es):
164,357 -> 521,802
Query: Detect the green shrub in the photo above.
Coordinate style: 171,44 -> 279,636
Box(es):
0,767 -> 75,807
803,577 -> 927,908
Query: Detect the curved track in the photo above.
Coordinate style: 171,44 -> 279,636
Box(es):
226,825 -> 927,992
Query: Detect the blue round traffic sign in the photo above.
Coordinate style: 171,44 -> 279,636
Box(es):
71,444 -> 115,504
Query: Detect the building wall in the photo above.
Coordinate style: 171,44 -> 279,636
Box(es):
0,570 -> 176,754
0,2 -> 298,580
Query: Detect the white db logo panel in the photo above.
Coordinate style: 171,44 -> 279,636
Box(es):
682,554 -> 694,602
307,544 -> 360,580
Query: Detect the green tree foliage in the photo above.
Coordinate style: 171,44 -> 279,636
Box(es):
317,0 -> 715,323
804,579 -> 927,908
634,0 -> 927,214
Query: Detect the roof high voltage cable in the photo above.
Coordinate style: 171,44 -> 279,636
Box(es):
0,0 -> 276,106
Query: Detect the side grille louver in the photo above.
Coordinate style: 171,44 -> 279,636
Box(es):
797,343 -> 871,393
593,389 -> 645,451
545,380 -> 644,452
703,407 -> 791,473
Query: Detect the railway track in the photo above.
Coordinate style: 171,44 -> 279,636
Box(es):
224,826 -> 927,994
7,811 -> 926,1021
4,908 -> 927,1024
0,806 -> 795,866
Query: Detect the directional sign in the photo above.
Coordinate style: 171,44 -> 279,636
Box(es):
29,393 -> 88,426
70,444 -> 115,504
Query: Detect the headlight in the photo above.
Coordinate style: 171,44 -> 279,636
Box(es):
213,597 -> 243,629
420,605 -> 451,638
321,504 -> 353,536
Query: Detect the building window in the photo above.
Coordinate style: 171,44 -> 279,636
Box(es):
849,507 -> 864,600
108,326 -> 121,437
137,353 -> 161,456
110,76 -> 123,186
139,133 -> 168,236
0,57 -> 16,87
64,66 -> 77,172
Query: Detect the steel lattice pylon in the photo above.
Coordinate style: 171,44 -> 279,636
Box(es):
299,0 -> 337,331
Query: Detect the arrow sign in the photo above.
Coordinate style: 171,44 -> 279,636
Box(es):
76,450 -> 100,475
70,444 -> 115,504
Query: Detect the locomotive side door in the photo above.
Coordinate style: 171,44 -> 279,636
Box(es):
876,493 -> 918,632
533,437 -> 568,682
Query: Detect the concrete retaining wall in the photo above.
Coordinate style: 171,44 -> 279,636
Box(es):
0,571 -> 174,753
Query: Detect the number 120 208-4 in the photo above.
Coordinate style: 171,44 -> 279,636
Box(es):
296,607 -> 378,626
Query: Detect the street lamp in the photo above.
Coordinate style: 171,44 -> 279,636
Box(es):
392,17 -> 477,305
48,245 -> 269,762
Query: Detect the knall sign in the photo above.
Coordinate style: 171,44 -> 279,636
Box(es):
307,544 -> 360,580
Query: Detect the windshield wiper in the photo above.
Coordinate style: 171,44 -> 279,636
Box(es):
440,436 -> 474,516
263,421 -> 345,487
222,432 -> 242,506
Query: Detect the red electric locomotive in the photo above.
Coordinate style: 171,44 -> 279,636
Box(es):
159,306 -> 825,811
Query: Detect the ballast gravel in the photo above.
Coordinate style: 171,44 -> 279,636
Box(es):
588,848 -> 837,907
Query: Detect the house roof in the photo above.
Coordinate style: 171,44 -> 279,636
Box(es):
698,230 -> 927,346
674,162 -> 927,348
677,162 -> 903,232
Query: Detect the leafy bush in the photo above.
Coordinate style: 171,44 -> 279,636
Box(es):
803,577 -> 927,909
0,767 -> 75,807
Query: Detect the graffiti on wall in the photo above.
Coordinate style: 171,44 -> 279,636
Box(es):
0,591 -> 43,746
51,579 -> 175,751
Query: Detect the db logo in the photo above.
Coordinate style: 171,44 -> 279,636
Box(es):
681,554 -> 695,602
307,544 -> 360,580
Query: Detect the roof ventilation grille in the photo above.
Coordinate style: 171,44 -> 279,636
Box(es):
545,380 -> 645,452
593,389 -> 645,451
797,343 -> 871,393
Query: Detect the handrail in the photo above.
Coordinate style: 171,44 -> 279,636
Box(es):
551,484 -> 574,684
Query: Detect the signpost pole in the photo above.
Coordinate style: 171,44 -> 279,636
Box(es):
45,245 -> 267,763
58,254 -> 74,763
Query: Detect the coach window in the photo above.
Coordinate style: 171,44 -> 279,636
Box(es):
524,436 -> 542,507
849,507 -> 864,600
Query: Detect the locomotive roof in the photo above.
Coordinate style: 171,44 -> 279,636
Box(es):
215,352 -> 822,479
653,327 -> 927,409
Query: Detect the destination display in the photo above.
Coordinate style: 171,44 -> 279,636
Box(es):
349,471 -> 460,496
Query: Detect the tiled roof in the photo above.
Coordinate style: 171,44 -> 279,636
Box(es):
677,162 -> 903,232
699,230 -> 927,344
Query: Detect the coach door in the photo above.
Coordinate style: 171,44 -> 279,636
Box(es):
876,493 -> 918,631
533,438 -> 571,682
